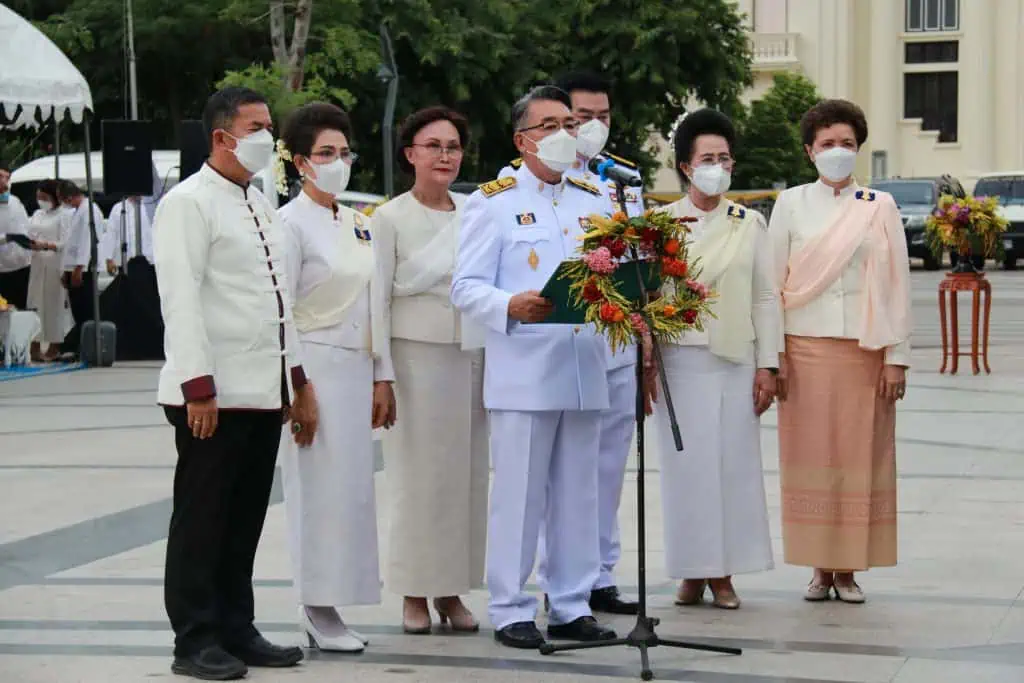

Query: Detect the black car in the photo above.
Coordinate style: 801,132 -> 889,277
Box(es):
972,174 -> 1024,270
870,176 -> 964,270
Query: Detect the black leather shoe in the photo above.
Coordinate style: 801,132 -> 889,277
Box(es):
224,635 -> 303,668
589,586 -> 639,615
494,621 -> 546,649
547,616 -> 617,642
171,645 -> 247,680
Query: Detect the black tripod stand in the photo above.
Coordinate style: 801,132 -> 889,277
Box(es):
538,177 -> 742,680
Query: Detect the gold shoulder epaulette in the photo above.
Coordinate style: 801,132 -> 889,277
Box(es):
854,189 -> 877,202
566,176 -> 602,196
606,153 -> 638,170
479,176 -> 517,198
510,157 -> 523,169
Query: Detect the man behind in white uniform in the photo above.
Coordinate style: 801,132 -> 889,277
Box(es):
452,86 -> 616,649
102,194 -> 153,273
58,180 -> 105,357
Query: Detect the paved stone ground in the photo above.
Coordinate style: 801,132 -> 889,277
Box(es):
2,270 -> 1024,683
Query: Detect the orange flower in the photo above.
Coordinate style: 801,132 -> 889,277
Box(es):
623,227 -> 638,238
611,211 -> 628,223
599,302 -> 624,323
663,304 -> 677,317
663,238 -> 680,256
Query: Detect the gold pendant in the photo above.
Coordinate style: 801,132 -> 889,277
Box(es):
528,248 -> 539,270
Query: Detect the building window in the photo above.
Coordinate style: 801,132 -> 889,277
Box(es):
905,41 -> 958,63
906,0 -> 959,32
904,71 -> 958,142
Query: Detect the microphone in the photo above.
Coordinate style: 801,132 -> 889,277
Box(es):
588,155 -> 642,187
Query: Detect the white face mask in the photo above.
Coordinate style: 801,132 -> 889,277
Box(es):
307,158 -> 351,196
528,129 -> 578,173
575,119 -> 609,160
226,129 -> 275,173
813,147 -> 857,182
38,200 -> 54,212
689,164 -> 731,197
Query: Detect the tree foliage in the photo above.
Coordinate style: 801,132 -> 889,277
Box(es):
733,72 -> 821,190
5,0 -> 753,195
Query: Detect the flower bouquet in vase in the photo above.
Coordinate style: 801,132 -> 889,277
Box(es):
554,210 -> 715,353
924,194 -> 1009,274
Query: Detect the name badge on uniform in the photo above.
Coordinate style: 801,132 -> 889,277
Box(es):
516,212 -> 537,226
354,226 -> 372,243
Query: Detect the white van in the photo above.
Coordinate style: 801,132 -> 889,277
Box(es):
973,172 -> 1024,270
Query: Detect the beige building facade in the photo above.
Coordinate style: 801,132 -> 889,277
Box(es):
651,0 -> 1024,192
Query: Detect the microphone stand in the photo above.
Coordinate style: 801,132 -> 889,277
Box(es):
539,178 -> 741,680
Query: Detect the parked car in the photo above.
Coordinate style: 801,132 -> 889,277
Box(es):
869,176 -> 964,270
972,172 -> 1024,270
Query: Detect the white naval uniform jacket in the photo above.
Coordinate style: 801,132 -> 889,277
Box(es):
152,164 -> 306,409
451,164 -> 611,412
498,155 -> 644,371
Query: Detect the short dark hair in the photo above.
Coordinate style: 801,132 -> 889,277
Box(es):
397,106 -> 470,174
281,102 -> 354,161
201,87 -> 268,143
799,99 -> 868,147
0,160 -> 10,173
511,85 -> 572,130
553,70 -> 611,103
58,179 -> 81,199
672,108 -> 737,186
37,179 -> 60,203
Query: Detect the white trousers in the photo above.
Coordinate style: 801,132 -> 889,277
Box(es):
487,409 -> 601,630
536,365 -> 636,591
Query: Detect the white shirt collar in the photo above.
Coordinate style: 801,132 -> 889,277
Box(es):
812,178 -> 860,200
200,163 -> 251,197
516,163 -> 565,200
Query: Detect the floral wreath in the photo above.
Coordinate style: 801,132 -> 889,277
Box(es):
667,110 -> 688,145
561,209 -> 715,352
273,139 -> 293,197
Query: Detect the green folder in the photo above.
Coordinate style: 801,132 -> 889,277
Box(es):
530,259 -> 661,325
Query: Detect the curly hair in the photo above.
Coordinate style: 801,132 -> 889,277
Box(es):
672,108 -> 737,187
799,99 -> 868,147
397,106 -> 470,175
281,102 -> 354,161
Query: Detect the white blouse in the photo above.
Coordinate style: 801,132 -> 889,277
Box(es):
280,191 -> 394,382
769,180 -> 911,366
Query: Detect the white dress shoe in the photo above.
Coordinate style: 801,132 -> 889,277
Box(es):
804,582 -> 832,602
833,582 -> 865,604
300,609 -> 365,653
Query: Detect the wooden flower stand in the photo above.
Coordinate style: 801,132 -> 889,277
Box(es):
938,271 -> 991,375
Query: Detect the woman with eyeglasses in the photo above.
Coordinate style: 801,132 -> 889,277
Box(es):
373,106 -> 488,634
652,109 -> 779,610
276,102 -> 396,653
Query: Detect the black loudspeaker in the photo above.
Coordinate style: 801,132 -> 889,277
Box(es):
101,120 -> 154,196
180,120 -> 208,181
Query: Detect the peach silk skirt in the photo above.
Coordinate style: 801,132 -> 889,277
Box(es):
778,335 -> 898,570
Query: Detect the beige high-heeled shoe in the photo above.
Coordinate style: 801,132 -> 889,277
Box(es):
402,597 -> 432,635
708,579 -> 741,610
432,597 -> 480,633
675,579 -> 707,606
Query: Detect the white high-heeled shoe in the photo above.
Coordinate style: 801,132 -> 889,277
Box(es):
299,608 -> 366,653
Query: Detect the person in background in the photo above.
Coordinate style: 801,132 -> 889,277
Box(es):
769,99 -> 911,604
452,85 -> 616,649
102,194 -> 153,274
58,180 -> 105,357
275,102 -> 395,654
153,86 -> 317,680
27,179 -> 70,361
375,105 -> 488,634
0,162 -> 33,310
654,109 -> 778,609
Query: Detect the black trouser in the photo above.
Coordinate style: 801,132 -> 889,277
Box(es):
62,271 -> 95,353
163,406 -> 283,656
0,266 -> 30,310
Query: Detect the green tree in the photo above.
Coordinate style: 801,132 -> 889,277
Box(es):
733,72 -> 821,190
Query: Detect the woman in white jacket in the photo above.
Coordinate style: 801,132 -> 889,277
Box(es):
374,106 -> 487,634
276,102 -> 396,653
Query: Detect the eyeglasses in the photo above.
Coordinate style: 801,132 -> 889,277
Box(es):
411,143 -> 464,158
696,154 -> 734,166
518,119 -> 580,135
310,150 -> 359,164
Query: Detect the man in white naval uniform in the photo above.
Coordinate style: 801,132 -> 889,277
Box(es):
452,85 -> 616,649
499,71 -> 645,616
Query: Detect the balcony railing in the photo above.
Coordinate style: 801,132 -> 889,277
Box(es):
750,32 -> 799,69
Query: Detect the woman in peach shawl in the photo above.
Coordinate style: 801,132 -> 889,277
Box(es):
768,99 -> 911,604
